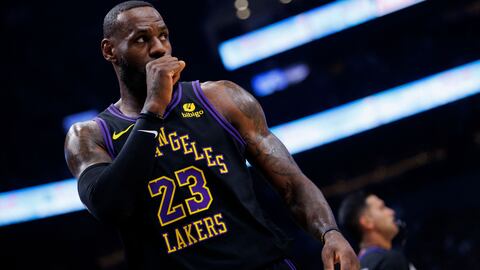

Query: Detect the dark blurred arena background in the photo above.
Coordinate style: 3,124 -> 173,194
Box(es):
1,0 -> 480,269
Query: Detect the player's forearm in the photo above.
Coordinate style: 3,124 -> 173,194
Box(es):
288,179 -> 339,241
245,132 -> 339,239
78,115 -> 162,223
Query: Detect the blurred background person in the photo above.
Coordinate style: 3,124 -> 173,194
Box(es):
338,192 -> 416,270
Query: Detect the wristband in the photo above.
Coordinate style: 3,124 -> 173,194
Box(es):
139,111 -> 163,121
321,227 -> 339,244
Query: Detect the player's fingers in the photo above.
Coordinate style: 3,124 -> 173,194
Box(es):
172,60 -> 186,75
172,61 -> 186,84
322,249 -> 335,270
161,55 -> 178,62
163,60 -> 182,76
174,60 -> 186,74
339,254 -> 359,270
168,60 -> 185,76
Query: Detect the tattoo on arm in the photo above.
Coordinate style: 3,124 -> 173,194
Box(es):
220,80 -> 301,181
216,80 -> 338,239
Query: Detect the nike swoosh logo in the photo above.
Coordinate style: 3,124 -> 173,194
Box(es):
138,129 -> 158,138
112,124 -> 135,140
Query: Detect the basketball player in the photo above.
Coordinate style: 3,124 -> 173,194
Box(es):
338,192 -> 415,270
64,1 -> 358,269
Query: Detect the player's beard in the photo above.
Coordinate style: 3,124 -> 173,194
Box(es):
118,56 -> 147,100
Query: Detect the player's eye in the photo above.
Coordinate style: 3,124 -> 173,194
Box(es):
135,35 -> 147,43
160,32 -> 169,40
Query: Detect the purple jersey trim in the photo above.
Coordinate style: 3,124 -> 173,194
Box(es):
107,105 -> 137,122
358,246 -> 387,260
163,82 -> 183,118
192,80 -> 246,147
94,117 -> 116,158
284,259 -> 297,270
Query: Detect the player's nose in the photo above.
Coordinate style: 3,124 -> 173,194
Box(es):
149,37 -> 167,58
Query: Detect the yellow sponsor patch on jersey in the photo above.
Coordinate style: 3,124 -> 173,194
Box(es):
181,103 -> 204,118
183,103 -> 196,112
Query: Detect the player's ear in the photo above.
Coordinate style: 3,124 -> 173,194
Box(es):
101,38 -> 117,64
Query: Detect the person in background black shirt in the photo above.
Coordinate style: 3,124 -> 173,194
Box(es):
338,192 -> 416,270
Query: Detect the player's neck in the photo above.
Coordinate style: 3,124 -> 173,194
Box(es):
360,232 -> 392,250
117,85 -> 147,117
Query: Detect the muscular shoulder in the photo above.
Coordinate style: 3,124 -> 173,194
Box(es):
201,80 -> 243,95
64,120 -> 111,178
65,120 -> 103,150
200,80 -> 246,117
200,80 -> 267,134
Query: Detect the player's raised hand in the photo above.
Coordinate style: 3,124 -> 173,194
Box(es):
143,55 -> 186,115
321,230 -> 359,270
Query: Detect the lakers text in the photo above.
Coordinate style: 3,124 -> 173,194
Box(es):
162,213 -> 228,254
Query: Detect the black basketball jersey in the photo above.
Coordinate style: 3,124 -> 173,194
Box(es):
94,81 -> 289,270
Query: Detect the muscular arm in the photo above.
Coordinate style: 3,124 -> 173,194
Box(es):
64,116 -> 163,224
65,121 -> 112,178
202,80 -> 336,238
65,54 -> 185,224
203,80 -> 358,269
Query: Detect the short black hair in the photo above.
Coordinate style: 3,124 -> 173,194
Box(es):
337,191 -> 369,246
103,1 -> 154,38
